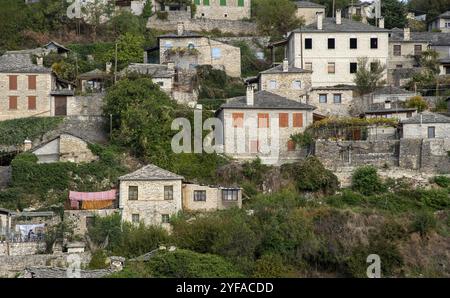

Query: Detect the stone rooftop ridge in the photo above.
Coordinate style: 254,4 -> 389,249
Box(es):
119,164 -> 184,181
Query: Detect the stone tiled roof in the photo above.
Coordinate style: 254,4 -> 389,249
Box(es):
311,85 -> 356,91
219,91 -> 316,110
372,86 -> 415,95
0,53 -> 51,73
295,1 -> 325,8
24,267 -> 111,278
292,17 -> 389,33
119,164 -> 184,181
78,69 -> 110,80
122,63 -> 174,78
259,64 -> 311,74
389,28 -> 450,45
158,31 -> 204,39
401,111 -> 450,124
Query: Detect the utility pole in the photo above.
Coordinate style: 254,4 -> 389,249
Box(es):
114,41 -> 118,84
332,0 -> 335,18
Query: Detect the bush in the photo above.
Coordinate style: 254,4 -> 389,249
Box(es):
432,176 -> 450,188
252,254 -> 291,278
406,96 -> 428,112
411,211 -> 437,237
89,250 -> 109,269
0,117 -> 63,146
351,166 -> 385,195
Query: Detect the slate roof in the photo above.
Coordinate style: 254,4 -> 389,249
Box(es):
24,267 -> 111,278
0,53 -> 51,73
78,69 -> 110,80
259,64 -> 312,74
295,1 -> 325,8
122,63 -> 174,78
43,41 -> 70,52
389,28 -> 450,45
158,31 -> 204,39
291,17 -> 390,33
372,86 -> 415,95
218,91 -> 316,110
311,85 -> 356,91
401,111 -> 450,124
429,11 -> 450,22
119,164 -> 184,181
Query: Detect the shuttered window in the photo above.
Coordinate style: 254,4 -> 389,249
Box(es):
279,113 -> 289,128
9,75 -> 17,90
28,96 -> 36,110
258,113 -> 269,128
9,96 -> 18,110
293,113 -> 303,128
28,75 -> 37,90
287,140 -> 296,152
232,112 -> 244,127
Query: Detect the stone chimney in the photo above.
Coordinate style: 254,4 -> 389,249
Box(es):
362,16 -> 368,24
379,18 -> 385,29
167,61 -> 175,72
384,100 -> 392,110
336,9 -> 342,25
36,57 -> 43,67
106,62 -> 112,73
23,139 -> 32,151
317,12 -> 323,30
246,84 -> 254,106
143,51 -> 148,63
404,27 -> 411,41
282,58 -> 289,72
177,22 -> 185,36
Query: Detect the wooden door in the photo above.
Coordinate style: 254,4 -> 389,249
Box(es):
54,96 -> 67,116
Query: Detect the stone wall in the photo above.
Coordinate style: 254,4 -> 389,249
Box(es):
259,72 -> 312,102
0,166 -> 11,189
67,93 -> 104,116
0,242 -> 46,256
147,15 -> 258,35
308,88 -> 354,116
194,0 -> 251,21
65,209 -> 118,236
0,252 -> 91,277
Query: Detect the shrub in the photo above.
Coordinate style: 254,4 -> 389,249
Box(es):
89,250 -> 109,269
252,254 -> 290,278
0,117 -> 63,146
432,176 -> 450,188
351,166 -> 385,195
156,11 -> 168,20
406,96 -> 428,112
411,211 -> 437,237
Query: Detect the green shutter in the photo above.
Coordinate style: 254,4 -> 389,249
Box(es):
203,0 -> 209,5
194,0 -> 200,5
238,0 -> 244,7
220,0 -> 226,6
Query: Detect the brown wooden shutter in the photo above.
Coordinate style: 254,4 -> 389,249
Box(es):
9,96 -> 18,110
9,75 -> 17,90
258,113 -> 269,128
28,75 -> 37,90
232,112 -> 244,127
279,113 -> 289,128
287,140 -> 296,151
293,113 -> 303,128
28,96 -> 36,110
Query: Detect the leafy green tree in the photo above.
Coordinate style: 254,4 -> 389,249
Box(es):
351,165 -> 385,196
354,57 -> 386,95
82,0 -> 115,41
408,0 -> 450,22
107,33 -> 145,70
382,0 -> 407,29
406,95 -> 428,112
110,10 -> 145,37
0,0 -> 31,50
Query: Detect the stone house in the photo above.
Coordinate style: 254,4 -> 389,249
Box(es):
370,86 -> 416,104
157,24 -> 241,77
388,28 -> 429,70
365,101 -> 417,121
121,62 -> 175,94
343,1 -> 373,21
401,112 -> 450,139
216,87 -> 316,165
193,0 -> 251,21
0,53 -> 75,121
118,165 -> 184,228
308,85 -> 355,117
182,183 -> 242,211
427,11 -> 450,33
294,1 -> 326,25
29,133 -> 98,164
285,10 -> 389,87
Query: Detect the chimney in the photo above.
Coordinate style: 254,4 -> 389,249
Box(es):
23,139 -> 32,151
177,22 -> 185,36
336,9 -> 342,25
36,57 -> 43,67
404,27 -> 411,41
246,85 -> 254,106
379,18 -> 385,29
384,100 -> 391,110
282,58 -> 289,72
362,16 -> 368,24
167,61 -> 175,72
317,12 -> 323,30
106,62 -> 112,73
143,51 -> 148,63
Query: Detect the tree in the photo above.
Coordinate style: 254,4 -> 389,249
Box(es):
382,0 -> 407,29
406,96 -> 428,112
106,33 -> 145,71
82,0 -> 114,41
407,49 -> 440,94
109,10 -> 145,37
408,0 -> 450,22
354,57 -> 386,95
351,165 -> 385,196
253,0 -> 303,38
142,0 -> 154,20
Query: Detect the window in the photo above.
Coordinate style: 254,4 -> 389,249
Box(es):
350,62 -> 357,74
224,13 -> 228,18
161,214 -> 170,224
187,42 -> 195,49
220,0 -> 226,6
132,214 -> 140,223
293,113 -> 303,127
232,112 -> 244,127
328,38 -> 335,49
28,75 -> 37,90
305,38 -> 312,49
164,185 -> 173,200
396,64 -> 403,69
327,62 -> 335,74
292,80 -> 301,89
333,94 -> 342,104
258,113 -> 269,128
287,140 -> 296,152
203,0 -> 209,5
414,44 -> 422,56
428,126 -> 435,139
28,96 -> 36,110
406,112 -> 412,118
164,42 -> 172,49
9,96 -> 17,110
279,113 -> 289,128
128,186 -> 138,200
8,75 -> 17,90
193,190 -> 206,201
305,62 -> 312,71
319,94 -> 327,103
393,45 -> 401,56
268,80 -> 277,89
238,0 -> 244,6
350,38 -> 357,49
212,48 -> 221,59
370,38 -> 378,49
249,140 -> 259,153
222,189 -> 239,201
370,62 -> 378,72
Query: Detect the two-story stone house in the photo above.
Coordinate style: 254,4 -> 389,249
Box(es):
427,11 -> 450,33
294,1 -> 326,25
158,23 -> 241,77
216,86 -> 316,165
286,10 -> 389,87
193,0 -> 251,21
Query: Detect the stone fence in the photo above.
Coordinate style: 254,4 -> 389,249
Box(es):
0,241 -> 46,256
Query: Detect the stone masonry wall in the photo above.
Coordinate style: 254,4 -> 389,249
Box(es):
0,166 -> 11,189
67,93 -> 104,116
0,242 -> 46,256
